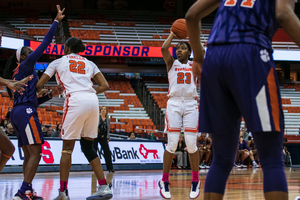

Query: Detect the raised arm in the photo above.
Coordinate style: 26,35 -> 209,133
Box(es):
161,32 -> 176,73
276,0 -> 300,47
23,5 -> 65,74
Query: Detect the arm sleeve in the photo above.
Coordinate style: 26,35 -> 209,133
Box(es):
38,94 -> 51,105
44,59 -> 60,78
106,118 -> 110,139
22,21 -> 58,75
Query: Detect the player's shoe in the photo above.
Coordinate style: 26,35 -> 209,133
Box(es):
53,189 -> 70,200
86,184 -> 113,200
189,181 -> 201,199
199,163 -> 205,169
240,164 -> 247,168
205,165 -> 210,169
13,190 -> 31,200
29,190 -> 43,200
158,180 -> 171,199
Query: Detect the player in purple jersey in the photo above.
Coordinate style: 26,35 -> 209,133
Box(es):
0,75 -> 33,172
186,0 -> 300,200
3,5 -> 65,200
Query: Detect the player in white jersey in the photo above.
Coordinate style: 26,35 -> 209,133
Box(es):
36,37 -> 112,200
158,31 -> 203,199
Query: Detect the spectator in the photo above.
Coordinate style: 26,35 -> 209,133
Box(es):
51,123 -> 62,137
283,138 -> 292,167
43,125 -> 51,137
0,119 -> 9,131
5,123 -> 15,137
174,135 -> 188,169
5,107 -> 12,120
236,136 -> 258,168
247,136 -> 259,166
47,126 -> 54,136
128,132 -> 136,140
197,133 -> 211,169
240,127 -> 249,142
93,106 -> 114,172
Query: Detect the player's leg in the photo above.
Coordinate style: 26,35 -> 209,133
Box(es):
199,45 -> 243,200
0,128 -> 15,172
252,131 -> 288,200
183,100 -> 200,199
81,95 -> 112,200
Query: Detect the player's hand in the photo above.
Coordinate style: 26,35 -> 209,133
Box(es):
7,75 -> 33,94
170,30 -> 178,39
191,61 -> 202,88
54,5 -> 65,22
50,84 -> 64,98
38,89 -> 49,97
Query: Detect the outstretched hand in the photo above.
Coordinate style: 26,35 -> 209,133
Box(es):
54,5 -> 65,22
7,75 -> 33,95
50,84 -> 64,98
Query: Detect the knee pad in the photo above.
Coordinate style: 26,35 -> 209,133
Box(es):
80,138 -> 98,162
165,132 -> 180,153
184,132 -> 198,154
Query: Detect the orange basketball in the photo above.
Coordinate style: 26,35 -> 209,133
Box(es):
171,19 -> 187,39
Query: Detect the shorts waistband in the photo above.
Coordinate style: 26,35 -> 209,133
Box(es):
168,97 -> 196,101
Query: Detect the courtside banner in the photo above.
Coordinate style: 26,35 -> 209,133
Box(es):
6,139 -> 164,166
29,40 -> 172,57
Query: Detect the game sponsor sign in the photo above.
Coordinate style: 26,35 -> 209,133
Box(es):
5,139 -> 164,165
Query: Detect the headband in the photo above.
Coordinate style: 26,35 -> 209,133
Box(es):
16,46 -> 23,64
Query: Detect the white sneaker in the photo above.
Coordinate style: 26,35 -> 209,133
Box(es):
53,189 -> 70,200
205,165 -> 210,169
86,184 -> 113,200
158,180 -> 171,199
199,164 -> 205,169
240,164 -> 247,168
253,162 -> 259,168
189,181 -> 201,199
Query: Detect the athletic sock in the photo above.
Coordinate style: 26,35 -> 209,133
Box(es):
192,171 -> 199,182
20,181 -> 32,193
98,179 -> 107,186
162,173 -> 169,182
60,181 -> 68,192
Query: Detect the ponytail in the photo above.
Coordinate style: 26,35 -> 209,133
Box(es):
3,54 -> 18,99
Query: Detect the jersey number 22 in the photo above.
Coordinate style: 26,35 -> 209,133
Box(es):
69,60 -> 86,74
224,0 -> 256,8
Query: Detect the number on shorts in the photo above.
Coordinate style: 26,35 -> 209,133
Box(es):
177,72 -> 191,84
69,60 -> 86,74
224,0 -> 256,8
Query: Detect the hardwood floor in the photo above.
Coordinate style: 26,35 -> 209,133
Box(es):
0,168 -> 299,200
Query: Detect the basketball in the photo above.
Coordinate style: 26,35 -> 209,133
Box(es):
171,19 -> 187,39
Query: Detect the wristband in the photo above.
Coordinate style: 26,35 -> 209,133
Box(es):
54,19 -> 59,23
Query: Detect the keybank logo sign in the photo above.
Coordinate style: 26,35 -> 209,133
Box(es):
97,143 -> 162,163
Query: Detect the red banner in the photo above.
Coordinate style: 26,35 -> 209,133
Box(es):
29,41 -> 172,57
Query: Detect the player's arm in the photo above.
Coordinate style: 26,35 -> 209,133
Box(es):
36,74 -> 51,94
22,5 -> 64,75
276,0 -> 300,47
161,32 -> 176,73
185,0 -> 219,64
93,72 -> 109,94
0,75 -> 33,94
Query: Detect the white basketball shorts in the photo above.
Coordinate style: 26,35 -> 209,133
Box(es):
61,92 -> 99,140
164,98 -> 198,133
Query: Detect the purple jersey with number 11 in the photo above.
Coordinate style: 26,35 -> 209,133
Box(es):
207,0 -> 279,50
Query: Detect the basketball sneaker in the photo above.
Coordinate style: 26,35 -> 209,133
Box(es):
240,164 -> 247,168
53,189 -> 70,200
13,190 -> 31,200
29,190 -> 43,200
158,180 -> 171,199
189,181 -> 201,199
86,184 -> 113,200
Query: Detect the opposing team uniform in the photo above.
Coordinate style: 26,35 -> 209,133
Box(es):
165,59 -> 198,154
45,53 -> 100,140
200,0 -> 283,134
10,21 -> 58,147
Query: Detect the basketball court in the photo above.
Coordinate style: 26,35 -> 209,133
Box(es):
1,168 -> 299,200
